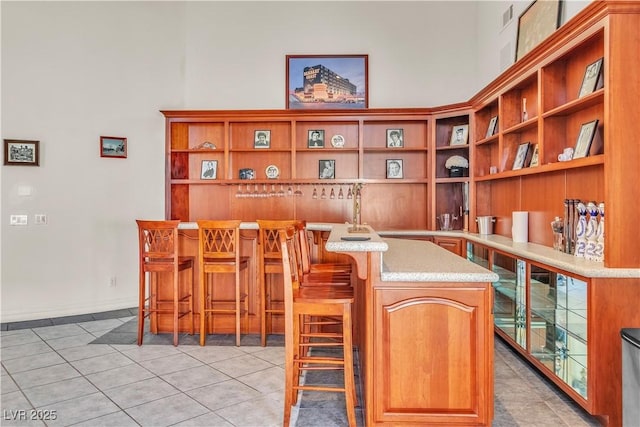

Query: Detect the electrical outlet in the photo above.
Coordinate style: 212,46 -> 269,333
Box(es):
10,215 -> 28,225
109,276 -> 117,287
35,214 -> 47,225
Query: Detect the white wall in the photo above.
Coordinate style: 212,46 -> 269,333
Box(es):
1,1 -> 187,321
0,0 -> 591,323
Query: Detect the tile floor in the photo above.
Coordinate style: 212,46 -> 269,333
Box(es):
1,310 -> 602,426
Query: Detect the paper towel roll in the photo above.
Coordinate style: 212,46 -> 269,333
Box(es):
512,211 -> 529,243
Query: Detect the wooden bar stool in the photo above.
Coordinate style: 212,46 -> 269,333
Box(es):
256,219 -> 300,346
279,227 -> 357,427
197,220 -> 249,346
136,220 -> 194,346
296,221 -> 352,285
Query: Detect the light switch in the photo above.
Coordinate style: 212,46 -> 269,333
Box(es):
10,215 -> 28,225
17,185 -> 32,196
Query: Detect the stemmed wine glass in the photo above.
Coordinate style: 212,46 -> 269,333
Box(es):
278,184 -> 286,197
294,185 -> 303,197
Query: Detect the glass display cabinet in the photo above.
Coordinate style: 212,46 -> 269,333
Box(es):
529,264 -> 588,398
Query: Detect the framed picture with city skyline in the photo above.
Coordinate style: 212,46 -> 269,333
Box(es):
286,54 -> 368,110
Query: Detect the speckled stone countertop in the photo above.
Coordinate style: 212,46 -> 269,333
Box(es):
178,222 -> 639,279
379,229 -> 640,279
324,223 -> 389,252
379,238 -> 498,283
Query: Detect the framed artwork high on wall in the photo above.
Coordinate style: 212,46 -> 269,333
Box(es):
286,54 -> 368,110
515,0 -> 563,61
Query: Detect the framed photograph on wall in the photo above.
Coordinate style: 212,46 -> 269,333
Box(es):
386,159 -> 403,179
4,139 -> 40,166
512,141 -> 531,170
486,116 -> 498,138
308,130 -> 325,148
578,57 -> 604,98
286,54 -> 368,110
201,160 -> 218,180
573,119 -> 599,159
100,136 -> 127,158
254,130 -> 271,149
515,0 -> 563,62
386,129 -> 404,147
450,124 -> 469,146
319,159 -> 335,179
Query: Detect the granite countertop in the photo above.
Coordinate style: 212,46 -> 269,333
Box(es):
380,238 -> 498,283
178,222 -> 639,279
324,223 -> 389,252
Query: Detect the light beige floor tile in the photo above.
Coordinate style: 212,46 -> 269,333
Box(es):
1,341 -> 51,361
32,324 -> 87,341
1,351 -> 66,374
210,354 -> 275,377
0,330 -> 42,348
236,366 -> 285,394
11,363 -> 80,389
71,410 -> 139,427
37,392 -> 119,426
178,345 -> 245,364
186,379 -> 261,411
160,365 -> 230,392
44,333 -> 98,351
57,343 -> 116,362
86,363 -> 155,390
126,392 -> 209,426
139,352 -> 204,375
117,344 -> 182,362
102,376 -> 180,409
22,376 -> 97,407
171,412 -> 234,426
70,351 -> 134,375
215,394 -> 283,427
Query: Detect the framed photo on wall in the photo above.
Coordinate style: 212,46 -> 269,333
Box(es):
254,130 -> 271,149
573,119 -> 599,159
286,54 -> 368,110
4,139 -> 40,166
450,124 -> 469,146
386,159 -> 403,179
386,129 -> 404,147
319,159 -> 335,179
100,136 -> 127,159
308,130 -> 325,148
201,160 -> 217,180
515,0 -> 563,62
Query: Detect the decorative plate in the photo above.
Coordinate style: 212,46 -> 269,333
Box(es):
265,164 -> 279,179
331,134 -> 345,148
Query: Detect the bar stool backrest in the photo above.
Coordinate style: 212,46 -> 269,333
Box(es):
137,220 -> 181,267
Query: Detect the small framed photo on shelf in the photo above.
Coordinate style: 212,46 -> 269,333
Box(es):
100,136 -> 127,159
239,168 -> 255,180
386,159 -> 403,179
254,130 -> 271,149
512,141 -> 531,170
307,130 -> 325,148
486,116 -> 498,138
450,124 -> 469,146
4,139 -> 40,166
529,144 -> 540,167
386,129 -> 404,147
573,119 -> 599,159
578,57 -> 604,98
200,160 -> 217,180
319,159 -> 335,179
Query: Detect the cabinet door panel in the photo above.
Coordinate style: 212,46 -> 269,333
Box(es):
374,288 -> 490,425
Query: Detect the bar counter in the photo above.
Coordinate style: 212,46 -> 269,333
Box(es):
325,223 -> 498,426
